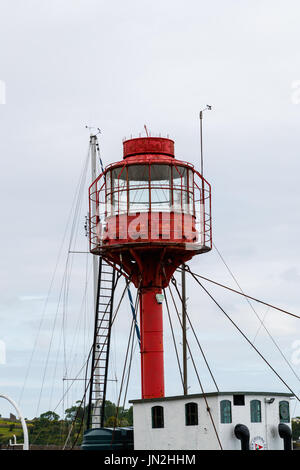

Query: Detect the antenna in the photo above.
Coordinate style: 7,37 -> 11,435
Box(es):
85,125 -> 101,137
199,105 -> 212,176
144,124 -> 149,137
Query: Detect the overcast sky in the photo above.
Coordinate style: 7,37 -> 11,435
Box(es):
1,0 -> 300,421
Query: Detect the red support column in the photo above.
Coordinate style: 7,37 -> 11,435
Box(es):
140,288 -> 165,399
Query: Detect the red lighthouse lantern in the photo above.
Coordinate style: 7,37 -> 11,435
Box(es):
89,136 -> 212,399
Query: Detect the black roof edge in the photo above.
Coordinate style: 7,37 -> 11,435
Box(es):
129,391 -> 294,404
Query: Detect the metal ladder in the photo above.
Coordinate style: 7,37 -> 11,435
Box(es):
87,257 -> 116,428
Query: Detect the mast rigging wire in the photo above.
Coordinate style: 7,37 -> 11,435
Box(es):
19,145 -> 91,406
122,331 -> 137,412
210,242 -> 300,385
180,265 -> 300,320
163,288 -> 184,390
68,288 -> 139,449
121,286 -> 141,411
56,271 -> 128,444
111,284 -> 141,445
51,277 -> 127,421
171,276 -> 219,392
165,284 -> 223,450
113,319 -> 135,424
61,275 -> 131,449
191,275 -> 300,402
35,144 -> 91,417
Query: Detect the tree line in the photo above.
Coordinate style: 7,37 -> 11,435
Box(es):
0,400 -> 133,448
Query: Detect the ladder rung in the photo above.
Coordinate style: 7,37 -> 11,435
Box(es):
90,263 -> 115,409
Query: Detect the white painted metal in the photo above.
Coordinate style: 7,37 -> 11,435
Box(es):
0,394 -> 29,450
131,392 -> 292,450
90,134 -> 99,309
90,134 -> 101,428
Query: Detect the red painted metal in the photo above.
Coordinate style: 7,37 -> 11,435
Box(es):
123,137 -> 174,158
140,288 -> 164,398
89,136 -> 212,399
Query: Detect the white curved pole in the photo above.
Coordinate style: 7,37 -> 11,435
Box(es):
0,394 -> 29,450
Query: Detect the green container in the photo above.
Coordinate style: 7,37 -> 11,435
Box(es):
81,427 -> 134,450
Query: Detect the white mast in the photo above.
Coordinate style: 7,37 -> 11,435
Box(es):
90,133 -> 99,309
90,133 -> 101,428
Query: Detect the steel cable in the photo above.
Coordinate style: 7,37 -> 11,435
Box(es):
191,274 -> 300,402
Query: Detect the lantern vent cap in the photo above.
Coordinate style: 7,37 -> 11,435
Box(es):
123,136 -> 174,159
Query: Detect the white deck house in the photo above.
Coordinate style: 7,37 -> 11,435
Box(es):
130,391 -> 293,450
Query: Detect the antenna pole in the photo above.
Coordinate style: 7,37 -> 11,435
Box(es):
181,265 -> 188,395
200,111 -> 204,177
199,105 -> 212,176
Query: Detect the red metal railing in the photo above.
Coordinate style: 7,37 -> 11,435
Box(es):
89,162 -> 212,252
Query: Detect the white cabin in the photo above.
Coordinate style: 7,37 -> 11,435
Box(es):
130,391 -> 293,450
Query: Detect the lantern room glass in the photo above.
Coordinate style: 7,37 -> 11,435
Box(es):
150,165 -> 172,212
107,163 -> 194,216
128,165 -> 149,213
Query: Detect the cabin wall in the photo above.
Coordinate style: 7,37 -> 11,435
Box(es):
132,393 -> 292,450
133,396 -> 219,450
217,394 -> 291,450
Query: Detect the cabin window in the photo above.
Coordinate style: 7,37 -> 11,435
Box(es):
233,394 -> 245,406
152,406 -> 164,428
220,400 -> 232,423
250,400 -> 262,423
279,401 -> 290,423
185,402 -> 198,426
